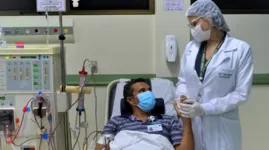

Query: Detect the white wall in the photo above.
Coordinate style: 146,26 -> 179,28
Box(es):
225,15 -> 269,150
226,15 -> 269,73
0,1 -> 268,150
240,85 -> 269,150
65,15 -> 155,74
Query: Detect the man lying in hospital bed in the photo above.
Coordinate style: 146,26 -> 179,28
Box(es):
95,78 -> 194,150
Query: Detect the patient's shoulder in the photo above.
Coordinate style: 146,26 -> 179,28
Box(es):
108,115 -> 129,123
160,114 -> 178,121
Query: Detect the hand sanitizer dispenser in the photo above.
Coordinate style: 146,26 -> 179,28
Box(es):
165,35 -> 177,62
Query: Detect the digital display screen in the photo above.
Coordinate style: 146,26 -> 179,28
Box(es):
0,0 -> 36,11
20,56 -> 37,59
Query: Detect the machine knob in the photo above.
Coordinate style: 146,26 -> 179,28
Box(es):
4,30 -> 11,35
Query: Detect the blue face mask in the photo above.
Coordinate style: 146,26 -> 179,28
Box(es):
137,91 -> 156,112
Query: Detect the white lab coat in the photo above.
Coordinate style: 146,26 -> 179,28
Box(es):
176,34 -> 253,150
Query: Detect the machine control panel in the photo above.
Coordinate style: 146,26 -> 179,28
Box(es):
0,95 -> 14,107
0,55 -> 52,92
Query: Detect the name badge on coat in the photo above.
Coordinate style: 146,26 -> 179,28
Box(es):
217,68 -> 233,79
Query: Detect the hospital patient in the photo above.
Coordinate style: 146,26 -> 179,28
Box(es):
95,78 -> 194,150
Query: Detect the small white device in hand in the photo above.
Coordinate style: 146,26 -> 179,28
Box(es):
165,35 -> 177,62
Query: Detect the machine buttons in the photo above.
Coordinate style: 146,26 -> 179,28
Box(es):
33,61 -> 42,91
26,68 -> 29,80
2,55 -> 51,91
25,29 -> 31,34
44,68 -> 47,81
34,29 -> 39,33
43,60 -> 50,91
15,29 -> 19,35
13,68 -> 16,80
64,28 -> 69,33
0,96 -> 14,108
4,30 -> 11,35
20,68 -> 22,80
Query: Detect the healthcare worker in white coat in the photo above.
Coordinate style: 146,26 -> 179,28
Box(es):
175,0 -> 254,150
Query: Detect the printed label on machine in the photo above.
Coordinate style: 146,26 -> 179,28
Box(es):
36,0 -> 66,12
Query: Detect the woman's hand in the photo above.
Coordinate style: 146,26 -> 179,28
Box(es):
174,95 -> 187,114
174,96 -> 191,123
175,95 -> 188,109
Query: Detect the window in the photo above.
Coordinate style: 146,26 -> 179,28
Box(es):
191,0 -> 269,14
0,0 -> 155,15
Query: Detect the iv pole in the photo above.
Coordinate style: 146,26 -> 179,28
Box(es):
58,11 -> 72,150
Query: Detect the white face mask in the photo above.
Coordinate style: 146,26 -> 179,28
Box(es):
191,24 -> 211,42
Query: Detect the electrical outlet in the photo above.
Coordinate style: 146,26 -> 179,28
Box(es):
89,61 -> 98,73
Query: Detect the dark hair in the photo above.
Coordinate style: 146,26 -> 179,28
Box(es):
122,78 -> 149,114
123,78 -> 148,100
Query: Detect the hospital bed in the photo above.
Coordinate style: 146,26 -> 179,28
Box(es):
105,78 -> 177,122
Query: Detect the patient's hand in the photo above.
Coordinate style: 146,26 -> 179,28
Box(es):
174,96 -> 194,150
173,99 -> 191,123
179,95 -> 188,103
174,95 -> 187,114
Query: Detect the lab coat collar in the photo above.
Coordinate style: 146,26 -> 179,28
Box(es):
203,34 -> 237,82
219,33 -> 237,52
187,34 -> 237,84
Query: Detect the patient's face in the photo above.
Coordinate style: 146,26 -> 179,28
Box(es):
128,82 -> 151,106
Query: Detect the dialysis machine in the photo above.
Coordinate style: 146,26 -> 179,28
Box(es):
0,46 -> 71,150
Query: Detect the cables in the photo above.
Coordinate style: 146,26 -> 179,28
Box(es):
50,79 -> 88,144
84,131 -> 102,144
38,137 -> 42,150
48,115 -> 56,150
38,119 -> 43,150
10,143 -> 16,150
10,137 -> 41,147
87,131 -> 102,150
72,114 -> 81,150
92,75 -> 98,143
80,58 -> 100,145
50,93 -> 82,137
83,110 -> 88,145
11,98 -> 34,146
30,101 -> 42,131
11,95 -> 52,149
45,11 -> 50,45
0,136 -> 2,150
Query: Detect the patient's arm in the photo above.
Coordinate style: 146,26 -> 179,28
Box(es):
95,117 -> 118,150
95,134 -> 114,150
174,118 -> 194,150
95,143 -> 110,150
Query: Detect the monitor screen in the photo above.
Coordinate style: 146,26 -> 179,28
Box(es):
0,0 -> 37,11
70,0 -> 150,10
191,0 -> 269,14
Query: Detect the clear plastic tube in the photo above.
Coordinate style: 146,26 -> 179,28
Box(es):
77,75 -> 86,111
